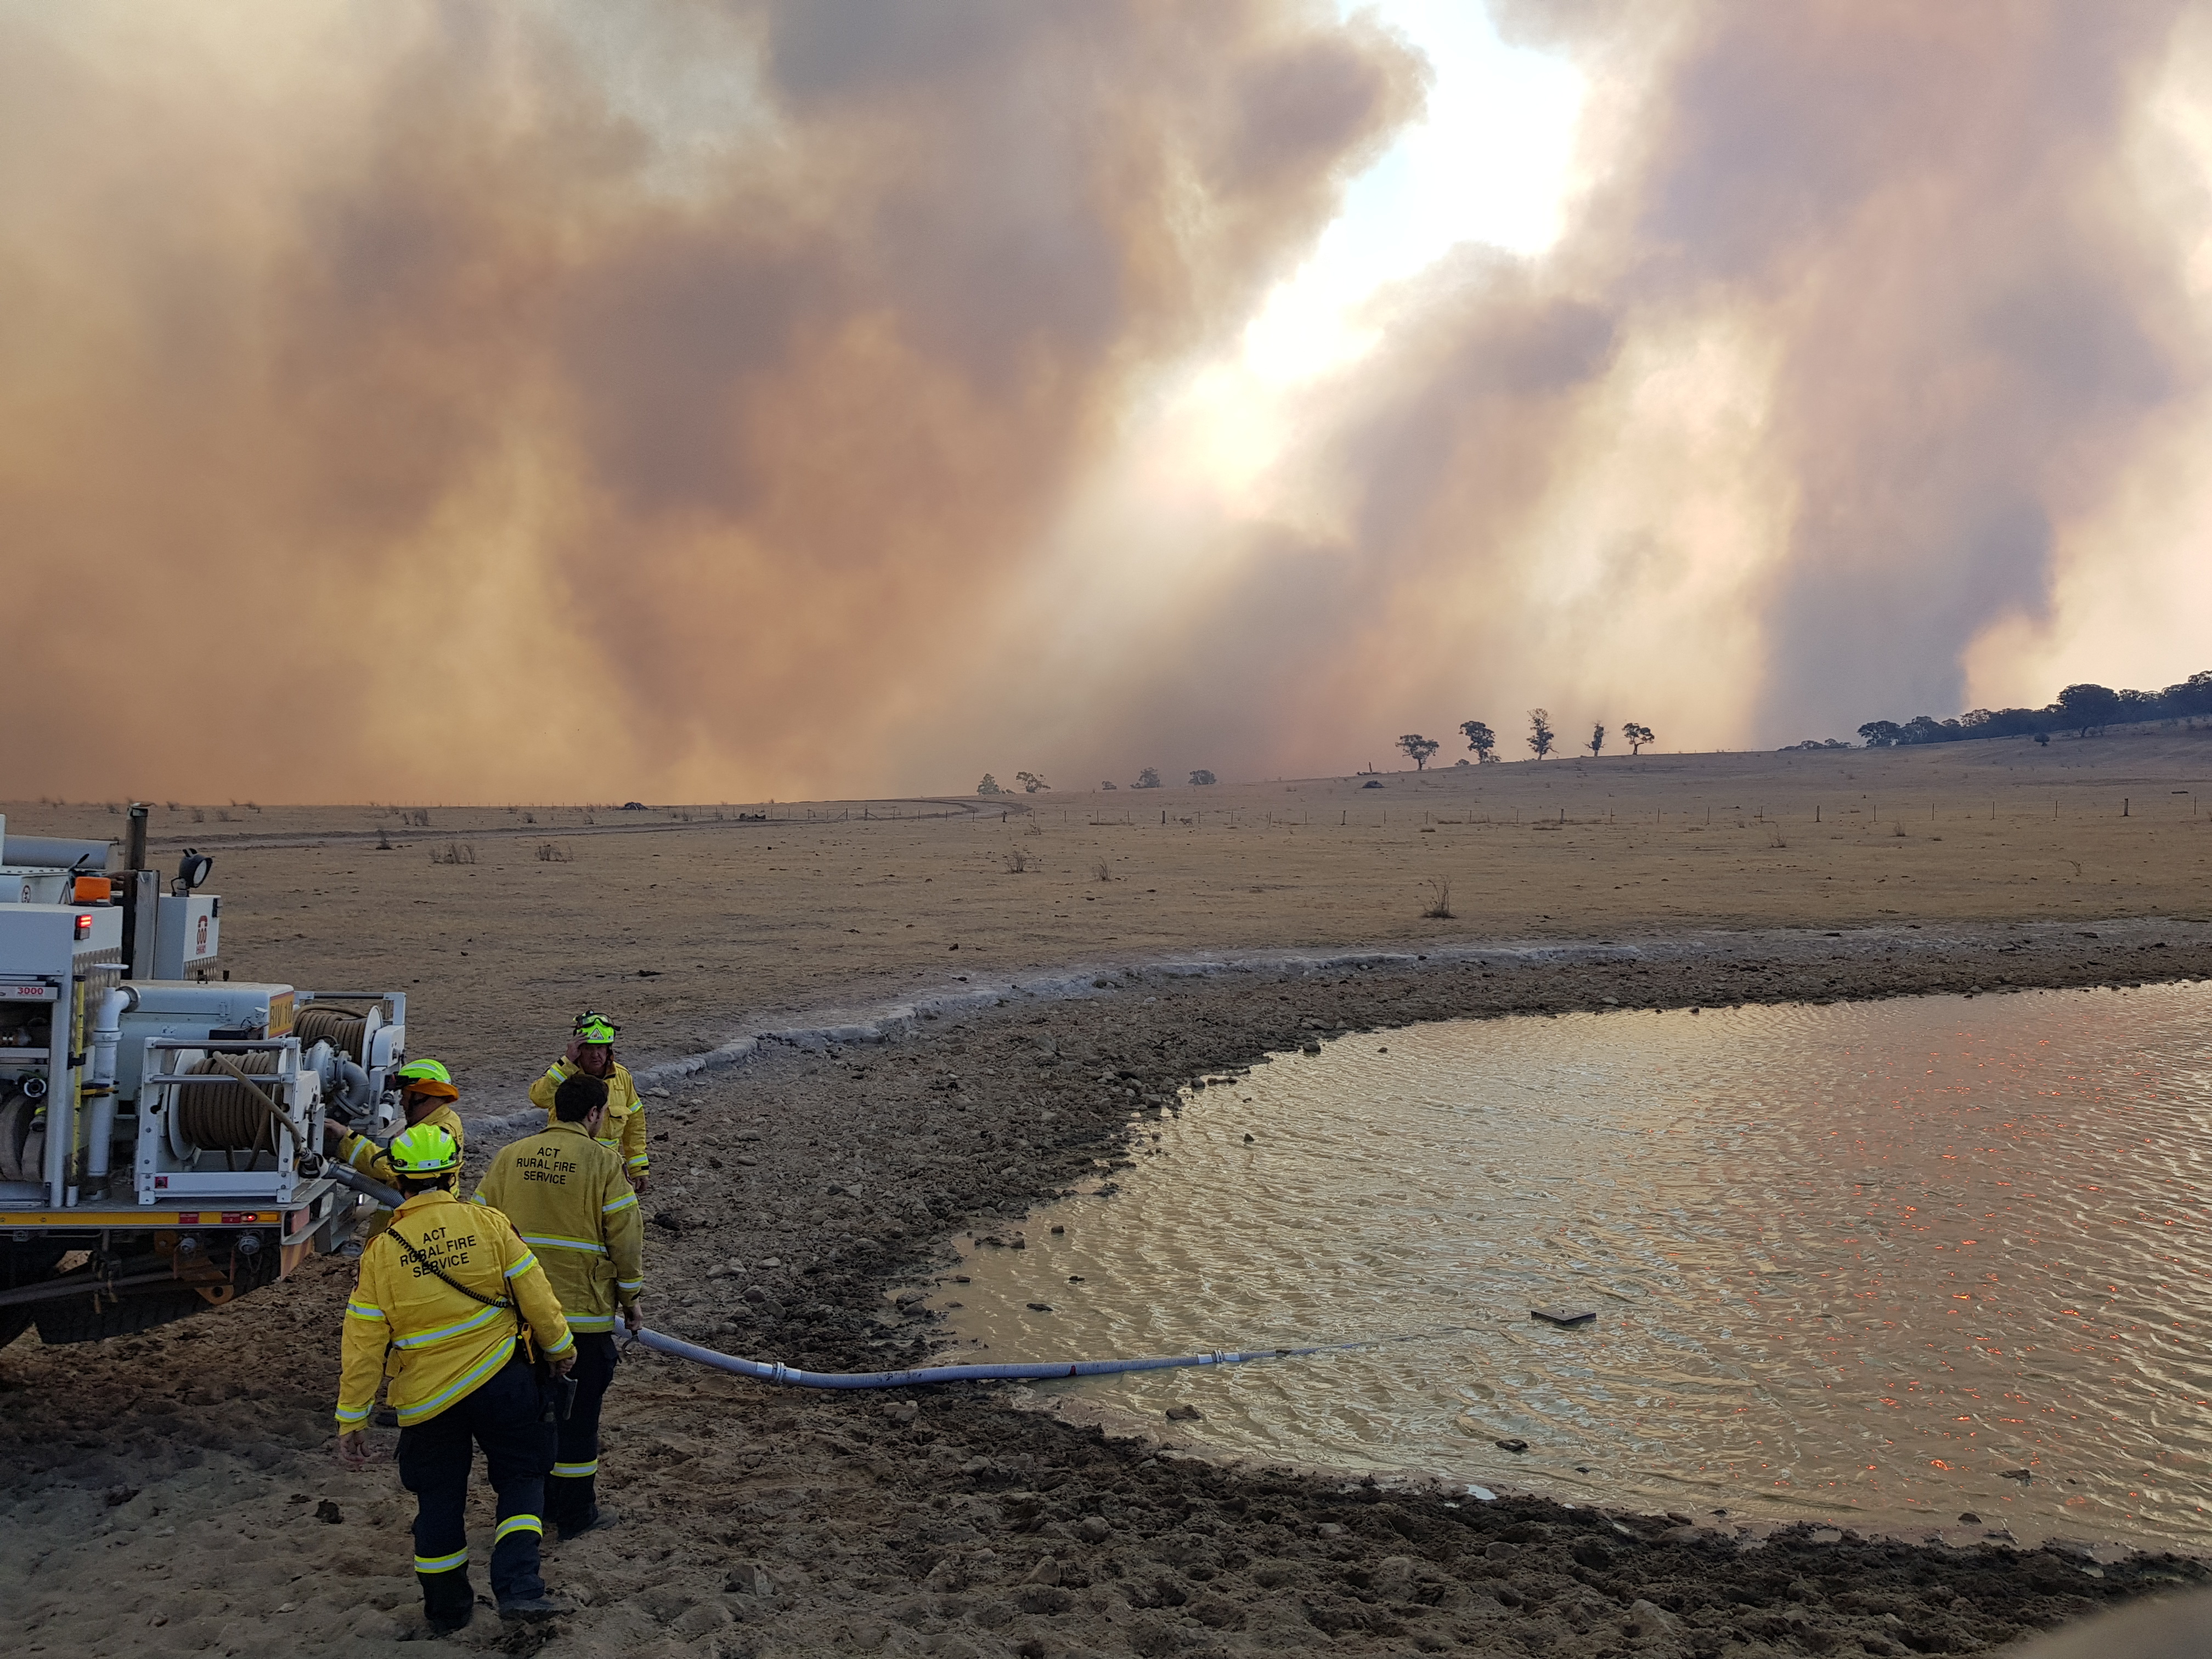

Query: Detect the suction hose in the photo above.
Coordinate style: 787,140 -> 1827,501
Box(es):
318,1158 -> 406,1211
629,1326 -> 1349,1389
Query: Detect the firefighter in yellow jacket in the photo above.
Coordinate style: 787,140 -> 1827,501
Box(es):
474,1070 -> 644,1539
324,1058 -> 466,1251
335,1124 -> 577,1633
527,1014 -> 649,1190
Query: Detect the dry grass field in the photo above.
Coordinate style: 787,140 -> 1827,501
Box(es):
9,729 -> 2208,1090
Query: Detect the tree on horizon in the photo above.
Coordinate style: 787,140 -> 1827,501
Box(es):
1458,719 -> 1496,762
1397,733 -> 1440,770
2057,683 -> 2123,737
1526,708 -> 1555,759
1622,721 -> 1654,756
1587,723 -> 1605,758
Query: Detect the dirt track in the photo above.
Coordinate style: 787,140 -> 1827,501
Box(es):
8,911 -> 2212,1656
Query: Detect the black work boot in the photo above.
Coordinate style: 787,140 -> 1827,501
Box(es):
557,1506 -> 618,1542
419,1566 -> 475,1634
498,1593 -> 577,1622
548,1472 -> 605,1541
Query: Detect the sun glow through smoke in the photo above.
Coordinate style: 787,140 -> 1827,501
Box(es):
5,2 -> 2209,802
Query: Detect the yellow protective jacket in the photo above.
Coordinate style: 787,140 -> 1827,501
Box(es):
529,1058 -> 648,1178
335,1189 -> 573,1429
336,1101 -> 466,1188
472,1119 -> 645,1335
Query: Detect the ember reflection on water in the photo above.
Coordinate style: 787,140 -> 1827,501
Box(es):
933,984 -> 2212,1551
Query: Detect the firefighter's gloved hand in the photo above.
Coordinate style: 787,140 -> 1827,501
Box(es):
630,1175 -> 651,1196
622,1301 -> 644,1334
550,1353 -> 577,1379
322,1120 -> 347,1153
336,1430 -> 379,1469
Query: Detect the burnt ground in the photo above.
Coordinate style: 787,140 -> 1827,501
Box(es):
3,918 -> 2211,1657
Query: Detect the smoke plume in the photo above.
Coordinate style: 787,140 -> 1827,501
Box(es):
0,1 -> 1418,800
4,2 -> 2208,799
1007,0 -> 2212,786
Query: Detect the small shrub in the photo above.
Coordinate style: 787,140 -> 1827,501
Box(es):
1093,860 -> 1113,882
429,841 -> 477,866
535,842 -> 571,862
375,828 -> 394,851
1005,849 -> 1035,873
1768,827 -> 1788,848
408,808 -> 432,827
1421,878 -> 1454,920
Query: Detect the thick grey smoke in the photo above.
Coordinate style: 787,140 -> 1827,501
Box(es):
0,1 -> 1419,800
1001,0 -> 2211,786
4,2 -> 2204,801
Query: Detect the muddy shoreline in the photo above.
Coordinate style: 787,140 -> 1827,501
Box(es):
5,918 -> 2211,1657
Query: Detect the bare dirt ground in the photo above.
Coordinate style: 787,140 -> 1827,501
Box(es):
4,731 -> 2211,1657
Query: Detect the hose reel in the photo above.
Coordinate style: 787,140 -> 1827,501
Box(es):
0,1081 -> 48,1184
173,1052 -> 294,1159
294,1007 -> 376,1122
294,1005 -> 368,1060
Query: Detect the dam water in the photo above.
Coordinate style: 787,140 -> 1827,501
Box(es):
929,984 -> 2212,1552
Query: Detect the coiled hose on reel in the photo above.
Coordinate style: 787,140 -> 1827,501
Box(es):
293,1005 -> 369,1061
179,1052 -> 291,1155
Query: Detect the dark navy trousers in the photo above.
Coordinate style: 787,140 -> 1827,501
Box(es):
545,1333 -> 618,1531
395,1353 -> 555,1617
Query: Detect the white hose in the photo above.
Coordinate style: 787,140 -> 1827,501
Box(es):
86,986 -> 136,1187
630,1326 -> 1350,1389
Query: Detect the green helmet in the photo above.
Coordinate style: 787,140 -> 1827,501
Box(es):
574,1018 -> 617,1047
393,1057 -> 458,1098
389,1122 -> 461,1175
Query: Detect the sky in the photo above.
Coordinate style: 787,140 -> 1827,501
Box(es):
4,1 -> 2210,802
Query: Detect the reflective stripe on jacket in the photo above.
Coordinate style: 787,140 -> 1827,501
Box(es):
529,1058 -> 648,1176
471,1119 -> 645,1335
335,1189 -> 572,1429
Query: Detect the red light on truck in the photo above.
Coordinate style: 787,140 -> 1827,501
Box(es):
73,913 -> 92,939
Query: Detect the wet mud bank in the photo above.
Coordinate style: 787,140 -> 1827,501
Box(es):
4,917 -> 2211,1657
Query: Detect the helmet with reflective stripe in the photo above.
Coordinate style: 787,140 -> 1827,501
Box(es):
574,1018 -> 617,1047
389,1123 -> 461,1175
394,1058 -> 459,1099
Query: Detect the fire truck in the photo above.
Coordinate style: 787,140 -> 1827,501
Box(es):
1,806 -> 408,1347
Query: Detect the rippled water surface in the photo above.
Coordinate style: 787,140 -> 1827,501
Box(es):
934,986 -> 2212,1550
